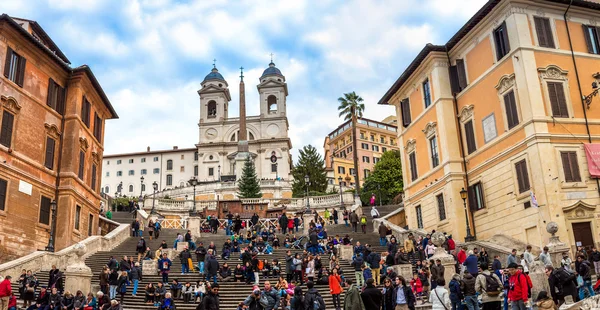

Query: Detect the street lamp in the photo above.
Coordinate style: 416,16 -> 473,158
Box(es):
118,181 -> 123,195
140,176 -> 144,197
460,187 -> 475,242
45,200 -> 57,252
151,181 -> 158,214
188,176 -> 199,214
218,165 -> 221,182
377,184 -> 382,207
338,176 -> 344,207
304,174 -> 310,211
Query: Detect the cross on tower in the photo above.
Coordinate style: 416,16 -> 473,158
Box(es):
270,53 -> 274,63
240,66 -> 244,81
213,58 -> 217,68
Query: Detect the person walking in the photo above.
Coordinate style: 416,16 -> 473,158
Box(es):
367,250 -> 381,286
179,246 -> 192,275
589,248 -> 600,277
361,278 -> 383,309
158,253 -> 172,284
431,259 -> 445,290
304,281 -> 325,310
449,274 -> 463,310
206,251 -> 220,284
154,220 -> 162,239
329,268 -> 343,310
393,276 -> 416,310
0,276 -> 11,310
350,211 -> 359,233
360,214 -> 368,234
198,283 -> 219,310
507,263 -> 529,310
464,251 -> 479,277
370,194 -> 376,208
343,209 -> 349,227
576,255 -> 595,300
460,272 -> 478,310
539,247 -> 553,267
344,280 -> 365,310
108,269 -> 119,300
379,224 -> 388,247
130,262 -> 142,297
333,208 -> 339,224
136,237 -> 147,263
507,249 -> 518,267
371,206 -> 380,219
382,277 -> 395,310
475,263 -> 503,310
545,265 -> 577,306
352,254 -> 365,287
429,279 -> 451,310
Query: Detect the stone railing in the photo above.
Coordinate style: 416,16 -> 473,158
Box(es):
149,179 -> 293,199
373,206 -> 427,244
99,216 -> 121,236
0,223 -> 130,279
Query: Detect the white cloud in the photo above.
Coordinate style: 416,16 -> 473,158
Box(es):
59,21 -> 130,57
426,0 -> 489,19
47,0 -> 104,12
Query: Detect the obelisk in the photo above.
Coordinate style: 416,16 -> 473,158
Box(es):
235,67 -> 249,179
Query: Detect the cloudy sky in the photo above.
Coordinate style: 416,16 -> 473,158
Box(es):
5,0 -> 487,160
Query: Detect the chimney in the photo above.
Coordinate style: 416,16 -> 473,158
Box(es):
173,146 -> 178,150
147,146 -> 150,152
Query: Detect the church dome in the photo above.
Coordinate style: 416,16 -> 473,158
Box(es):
260,62 -> 284,79
203,67 -> 226,83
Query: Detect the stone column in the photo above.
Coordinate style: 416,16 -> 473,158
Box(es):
389,264 -> 414,281
64,244 -> 93,295
528,261 -> 551,303
302,213 -> 315,235
187,217 -> 202,238
546,222 -> 570,267
339,246 -> 353,261
430,232 -> 455,288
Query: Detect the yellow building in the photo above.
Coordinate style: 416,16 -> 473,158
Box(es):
324,117 -> 399,187
379,0 -> 600,252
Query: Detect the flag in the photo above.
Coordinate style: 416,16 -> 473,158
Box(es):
530,191 -> 538,208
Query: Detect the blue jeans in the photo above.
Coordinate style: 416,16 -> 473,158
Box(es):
109,285 -> 117,299
579,280 -> 595,300
182,264 -> 189,274
464,295 -> 479,310
344,219 -> 348,226
379,237 -> 387,246
132,279 -> 139,295
451,300 -> 463,310
503,290 -> 508,310
198,261 -> 205,274
162,272 -> 169,283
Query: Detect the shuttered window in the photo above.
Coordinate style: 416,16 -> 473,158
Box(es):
166,174 -> 173,186
493,22 -> 511,60
78,151 -> 85,180
409,152 -> 418,181
3,47 -> 26,87
88,214 -> 94,236
81,97 -> 91,127
583,25 -> 600,54
0,178 -> 7,211
464,120 -> 477,154
91,164 -> 97,192
456,59 -> 468,91
503,90 -> 520,129
39,196 -> 51,225
547,82 -> 569,118
0,111 -> 14,148
415,205 -> 423,229
534,17 -> 555,48
515,159 -> 531,193
93,113 -> 102,142
75,205 -> 81,230
44,137 -> 56,170
468,182 -> 485,211
46,78 -> 66,115
561,151 -> 581,182
430,136 -> 439,168
423,79 -> 432,108
401,99 -> 411,127
437,194 -> 446,221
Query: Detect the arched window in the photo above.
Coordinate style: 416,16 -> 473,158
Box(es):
167,160 -> 173,170
141,184 -> 146,192
232,131 -> 254,141
207,100 -> 217,118
128,185 -> 134,192
267,95 -> 277,113
104,186 -> 109,193
166,174 -> 173,186
180,182 -> 185,187
249,132 -> 255,140
230,132 -> 236,141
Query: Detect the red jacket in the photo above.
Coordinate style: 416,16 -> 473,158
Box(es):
0,279 -> 11,297
447,239 -> 456,251
287,219 -> 294,229
457,250 -> 466,264
8,295 -> 16,308
410,278 -> 423,293
329,274 -> 342,295
508,271 -> 529,302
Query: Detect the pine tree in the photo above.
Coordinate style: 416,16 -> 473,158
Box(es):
238,155 -> 262,198
291,145 -> 328,197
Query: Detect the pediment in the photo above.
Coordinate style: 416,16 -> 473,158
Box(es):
563,200 -> 596,212
257,81 -> 288,95
198,85 -> 232,101
563,200 -> 596,220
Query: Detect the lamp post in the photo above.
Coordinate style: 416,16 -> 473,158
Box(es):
140,176 -> 144,197
118,181 -> 123,195
218,165 -> 221,182
377,183 -> 382,207
304,174 -> 310,211
151,181 -> 158,214
45,200 -> 58,252
338,176 -> 343,206
584,79 -> 600,109
188,176 -> 198,214
460,187 -> 475,242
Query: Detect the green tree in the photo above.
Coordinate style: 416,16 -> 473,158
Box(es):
238,156 -> 262,198
360,150 -> 403,205
292,145 -> 328,197
337,91 -> 365,196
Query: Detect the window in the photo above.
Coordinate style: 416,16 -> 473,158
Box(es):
347,146 -> 353,153
547,82 -> 569,118
3,47 -> 26,87
141,169 -> 147,175
154,157 -> 159,162
117,160 -> 122,164
362,156 -> 370,163
534,17 -> 555,48
167,160 -> 173,170
88,214 -> 94,236
106,161 -> 110,165
39,196 -> 51,225
373,157 -> 380,164
380,137 -> 385,144
141,158 -> 146,163
361,143 -> 369,150
382,147 -> 387,152
153,168 -> 159,174
104,186 -> 109,193
180,166 -> 185,172
106,172 -> 109,177
515,159 -> 530,193
493,22 -> 511,60
117,171 -> 122,177
78,151 -> 85,180
209,167 -> 214,176
194,152 -> 198,161
91,164 -> 97,191
409,152 -> 418,181
181,155 -> 184,160
349,168 -> 356,176
141,184 -> 146,192
415,205 -> 423,229
46,78 -> 65,114
75,205 -> 81,230
267,95 -> 278,113
430,136 -> 439,168
370,135 -> 375,141
561,151 -> 581,182
360,133 -> 366,139
390,138 -> 395,145
127,170 -> 134,176
0,178 -> 6,211
81,96 -> 91,128
338,166 -> 346,174
503,90 -> 519,129
194,165 -> 198,176
166,174 -> 173,186
468,182 -> 486,210
372,145 -> 379,152
464,120 -> 477,154
44,137 -> 56,170
583,25 -> 600,54
363,169 -> 370,178
0,111 -> 15,148
129,159 -> 134,164
128,185 -> 134,192
93,113 -> 102,141
423,79 -> 432,108
437,194 -> 446,221
271,163 -> 277,173
207,100 -> 217,118
401,99 -> 411,127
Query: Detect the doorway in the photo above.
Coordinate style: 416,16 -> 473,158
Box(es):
572,221 -> 594,252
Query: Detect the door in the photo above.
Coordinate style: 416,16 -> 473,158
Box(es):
572,221 -> 594,252
526,226 -> 541,248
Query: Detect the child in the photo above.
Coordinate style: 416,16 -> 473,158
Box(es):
418,267 -> 430,301
410,273 -> 423,303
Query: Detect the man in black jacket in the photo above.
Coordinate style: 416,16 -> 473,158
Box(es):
577,256 -> 595,300
218,263 -> 232,282
279,213 -> 288,234
590,247 -> 600,276
367,251 -> 381,286
179,247 -> 192,274
361,278 -> 383,309
304,281 -> 325,310
285,251 -> 294,282
206,251 -> 219,284
195,243 -> 207,275
545,265 -> 577,305
197,283 -> 219,310
393,276 -> 416,310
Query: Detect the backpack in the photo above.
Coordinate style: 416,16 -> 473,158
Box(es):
483,274 -> 501,296
555,267 -> 576,286
360,217 -> 367,224
518,273 -> 532,298
449,280 -> 463,300
309,293 -> 325,310
137,240 -> 144,248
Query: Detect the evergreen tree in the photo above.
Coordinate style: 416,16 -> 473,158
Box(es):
292,145 -> 328,197
238,156 -> 262,198
360,150 -> 403,205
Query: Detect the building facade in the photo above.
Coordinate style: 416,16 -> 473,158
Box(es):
379,0 -> 600,252
0,15 -> 117,257
324,117 -> 398,187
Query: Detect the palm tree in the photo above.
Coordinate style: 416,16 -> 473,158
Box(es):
337,91 -> 365,198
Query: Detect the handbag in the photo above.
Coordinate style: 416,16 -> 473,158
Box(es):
434,289 -> 449,310
259,294 -> 269,308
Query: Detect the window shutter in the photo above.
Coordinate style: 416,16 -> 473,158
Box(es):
56,86 -> 66,115
504,90 -> 519,129
78,151 -> 85,180
543,18 -> 555,48
409,152 -> 418,181
3,47 -> 12,78
467,185 -> 476,211
560,152 -> 573,182
569,152 -> 581,182
0,178 -> 6,211
464,120 -> 476,154
456,59 -> 467,90
501,21 -> 511,53
0,111 -> 14,148
46,78 -> 55,108
401,99 -> 411,127
449,65 -> 461,94
45,137 -> 55,170
16,55 -> 26,87
515,160 -> 530,193
39,196 -> 51,225
535,17 -> 548,47
547,82 -> 569,117
583,25 -> 594,53
91,164 -> 97,191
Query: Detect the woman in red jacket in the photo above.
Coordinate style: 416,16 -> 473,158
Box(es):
329,267 -> 343,310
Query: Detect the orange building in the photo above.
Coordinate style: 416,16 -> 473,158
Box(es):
0,15 -> 117,258
379,0 -> 600,252
324,117 -> 399,187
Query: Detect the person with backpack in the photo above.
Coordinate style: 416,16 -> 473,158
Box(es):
135,237 -> 147,263
366,251 -> 381,286
304,281 -> 325,310
352,254 -> 365,287
475,263 -> 503,310
117,271 -> 129,305
449,274 -> 463,310
359,214 -> 368,234
545,265 -> 577,306
361,278 -> 382,309
290,287 -> 304,310
507,263 -> 529,310
576,255 -> 595,300
154,221 -> 162,239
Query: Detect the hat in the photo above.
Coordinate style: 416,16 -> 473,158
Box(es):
507,263 -> 519,269
252,286 -> 260,294
536,291 -> 549,302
